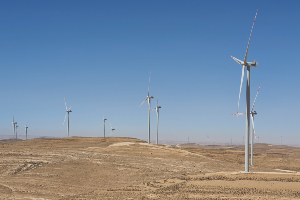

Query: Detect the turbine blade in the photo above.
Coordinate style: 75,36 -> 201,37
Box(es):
251,83 -> 262,112
138,98 -> 147,108
109,121 -> 113,137
231,113 -> 246,115
157,86 -> 160,106
244,9 -> 258,63
236,65 -> 246,123
64,98 -> 68,111
68,106 -> 73,111
148,70 -> 151,97
231,56 -> 243,65
62,112 -> 67,127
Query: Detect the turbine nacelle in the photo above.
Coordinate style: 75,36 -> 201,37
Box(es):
250,60 -> 258,67
246,60 -> 258,67
148,96 -> 154,103
231,56 -> 258,67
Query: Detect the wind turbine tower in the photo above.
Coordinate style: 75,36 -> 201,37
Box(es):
153,88 -> 161,144
25,125 -> 28,140
16,125 -> 18,140
234,84 -> 262,165
103,118 -> 107,137
250,84 -> 261,165
139,71 -> 154,144
231,10 -> 259,172
207,135 -> 209,145
12,117 -> 17,142
63,98 -> 73,137
109,121 -> 115,137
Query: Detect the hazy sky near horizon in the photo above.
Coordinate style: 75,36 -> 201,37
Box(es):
0,1 -> 299,145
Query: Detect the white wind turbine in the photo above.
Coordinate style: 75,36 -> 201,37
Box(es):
103,118 -> 107,138
25,125 -> 28,140
139,70 -> 154,144
232,84 -> 261,166
231,10 -> 259,172
12,116 -> 17,142
63,98 -> 72,137
152,88 -> 161,144
249,84 -> 261,165
207,135 -> 209,145
109,121 -> 115,137
16,125 -> 18,140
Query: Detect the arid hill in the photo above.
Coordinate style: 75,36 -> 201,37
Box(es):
0,137 -> 300,199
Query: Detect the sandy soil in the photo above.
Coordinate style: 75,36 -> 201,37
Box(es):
0,137 -> 300,199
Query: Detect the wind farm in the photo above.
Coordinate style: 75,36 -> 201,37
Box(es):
1,1 -> 300,199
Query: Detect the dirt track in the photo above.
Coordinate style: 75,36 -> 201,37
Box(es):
1,137 -> 300,199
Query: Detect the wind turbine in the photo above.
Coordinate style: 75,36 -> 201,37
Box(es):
63,98 -> 72,137
232,84 -> 261,166
139,71 -> 154,144
231,10 -> 258,172
207,135 -> 209,145
12,116 -> 17,142
250,84 -> 261,165
103,118 -> 107,138
152,88 -> 161,144
25,125 -> 28,140
109,121 -> 115,137
16,125 -> 18,141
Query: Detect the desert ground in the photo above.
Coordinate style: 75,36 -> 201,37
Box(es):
1,137 -> 300,199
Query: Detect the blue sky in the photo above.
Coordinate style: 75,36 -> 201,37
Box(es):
0,1 -> 299,145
